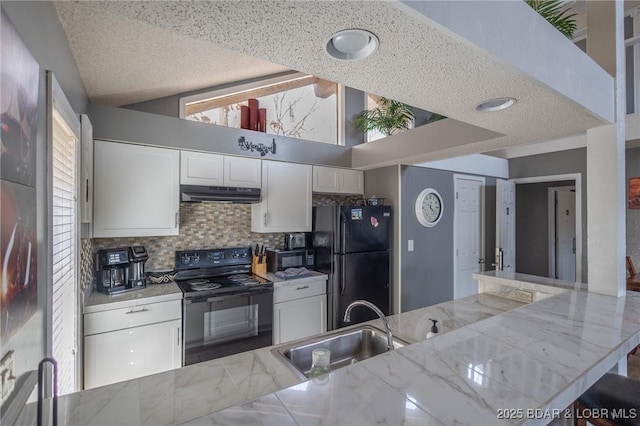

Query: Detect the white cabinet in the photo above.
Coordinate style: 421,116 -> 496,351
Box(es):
80,114 -> 93,223
313,166 -> 364,195
180,151 -> 261,188
251,160 -> 312,232
223,155 -> 261,188
273,277 -> 327,345
83,299 -> 182,389
93,141 -> 180,237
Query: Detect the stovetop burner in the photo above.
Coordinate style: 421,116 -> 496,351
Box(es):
174,247 -> 273,298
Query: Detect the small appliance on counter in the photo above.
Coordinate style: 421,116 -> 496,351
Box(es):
266,248 -> 314,272
284,232 -> 308,250
95,246 -> 148,295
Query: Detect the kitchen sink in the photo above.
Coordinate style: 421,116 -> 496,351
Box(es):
271,325 -> 410,379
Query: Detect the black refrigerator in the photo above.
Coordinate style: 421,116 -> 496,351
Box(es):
313,205 -> 391,330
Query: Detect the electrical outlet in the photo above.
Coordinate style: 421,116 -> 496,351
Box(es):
1,350 -> 16,404
408,240 -> 414,252
514,289 -> 533,303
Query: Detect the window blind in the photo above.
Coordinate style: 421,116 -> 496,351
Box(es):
51,107 -> 78,396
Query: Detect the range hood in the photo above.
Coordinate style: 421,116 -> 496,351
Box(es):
180,185 -> 261,203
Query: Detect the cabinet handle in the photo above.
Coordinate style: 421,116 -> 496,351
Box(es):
177,327 -> 180,346
175,212 -> 178,228
296,285 -> 309,290
264,213 -> 267,226
85,179 -> 89,203
125,308 -> 148,314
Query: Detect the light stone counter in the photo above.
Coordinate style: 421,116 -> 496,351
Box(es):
19,279 -> 640,425
83,282 -> 182,314
474,270 -> 587,303
256,270 -> 328,289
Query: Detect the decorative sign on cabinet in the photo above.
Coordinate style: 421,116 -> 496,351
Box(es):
93,140 -> 180,238
251,160 -> 312,232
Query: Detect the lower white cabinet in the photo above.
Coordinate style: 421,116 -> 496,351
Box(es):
83,299 -> 182,389
273,277 -> 327,345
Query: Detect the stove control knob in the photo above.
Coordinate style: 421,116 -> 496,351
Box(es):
232,252 -> 240,259
241,251 -> 248,258
193,254 -> 200,264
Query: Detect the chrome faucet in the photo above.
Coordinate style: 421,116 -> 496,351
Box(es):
343,300 -> 394,351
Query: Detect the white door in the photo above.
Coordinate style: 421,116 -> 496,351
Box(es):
496,179 -> 516,272
555,189 -> 576,281
454,176 -> 484,299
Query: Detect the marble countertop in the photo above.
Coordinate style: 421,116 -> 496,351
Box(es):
19,292 -> 523,425
83,283 -> 182,314
190,290 -> 640,426
474,270 -> 588,293
257,270 -> 328,288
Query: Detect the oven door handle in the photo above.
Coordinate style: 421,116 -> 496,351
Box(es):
186,288 -> 272,304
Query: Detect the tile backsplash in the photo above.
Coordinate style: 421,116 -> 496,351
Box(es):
90,194 -> 362,272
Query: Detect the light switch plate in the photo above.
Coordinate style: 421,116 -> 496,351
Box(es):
408,240 -> 414,251
514,289 -> 533,303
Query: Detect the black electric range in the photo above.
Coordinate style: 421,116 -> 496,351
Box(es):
175,247 -> 274,366
174,247 -> 273,298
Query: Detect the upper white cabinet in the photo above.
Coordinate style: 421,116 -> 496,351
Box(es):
223,155 -> 261,188
252,160 -> 312,232
93,140 -> 180,237
80,114 -> 93,223
313,166 -> 364,195
180,151 -> 261,188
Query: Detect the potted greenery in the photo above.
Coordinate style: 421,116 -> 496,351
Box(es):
353,97 -> 416,137
526,0 -> 577,38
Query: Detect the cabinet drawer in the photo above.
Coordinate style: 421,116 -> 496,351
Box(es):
274,278 -> 326,303
84,300 -> 181,335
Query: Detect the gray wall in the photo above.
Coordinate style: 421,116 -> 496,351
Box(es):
515,180 -> 574,277
2,0 -> 88,411
364,166 -> 400,313
627,147 -> 640,265
400,166 -> 496,311
2,1 -> 87,113
88,103 -> 352,167
509,148 -> 588,280
343,87 -> 366,147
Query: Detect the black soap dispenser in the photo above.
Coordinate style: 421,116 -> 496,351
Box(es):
426,319 -> 439,339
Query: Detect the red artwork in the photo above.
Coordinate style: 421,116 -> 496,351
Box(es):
630,177 -> 640,209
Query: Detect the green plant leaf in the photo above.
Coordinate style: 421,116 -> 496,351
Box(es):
354,97 -> 416,137
526,0 -> 577,38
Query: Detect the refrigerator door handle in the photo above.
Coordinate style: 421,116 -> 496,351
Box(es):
340,260 -> 346,296
340,212 -> 346,254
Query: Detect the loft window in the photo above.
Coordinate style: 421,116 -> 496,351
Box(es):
180,73 -> 340,145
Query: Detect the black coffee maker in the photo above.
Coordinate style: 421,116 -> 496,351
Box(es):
95,247 -> 148,295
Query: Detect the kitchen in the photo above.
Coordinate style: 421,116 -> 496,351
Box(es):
2,1 -> 640,425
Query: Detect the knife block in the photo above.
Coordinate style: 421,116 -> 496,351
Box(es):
252,255 -> 267,275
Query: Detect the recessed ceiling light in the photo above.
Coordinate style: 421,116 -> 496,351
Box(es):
325,29 -> 379,61
475,97 -> 517,112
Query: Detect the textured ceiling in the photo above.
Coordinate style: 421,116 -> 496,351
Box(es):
54,1 -> 290,106
56,0 -> 613,154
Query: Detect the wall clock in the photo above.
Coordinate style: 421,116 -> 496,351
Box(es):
415,188 -> 443,227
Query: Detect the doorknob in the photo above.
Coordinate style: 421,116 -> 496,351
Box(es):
478,258 -> 485,264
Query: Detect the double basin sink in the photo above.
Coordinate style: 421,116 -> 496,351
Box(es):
271,324 -> 410,379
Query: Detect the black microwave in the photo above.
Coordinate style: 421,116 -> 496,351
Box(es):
266,248 -> 314,272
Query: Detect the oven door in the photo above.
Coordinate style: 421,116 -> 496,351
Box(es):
183,288 -> 273,366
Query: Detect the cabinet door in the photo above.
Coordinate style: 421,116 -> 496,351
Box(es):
251,161 -> 312,232
223,156 -> 261,188
84,319 -> 181,389
340,169 -> 364,195
93,141 -> 180,237
312,166 -> 340,193
273,294 -> 326,345
80,114 -> 93,223
180,151 -> 224,186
